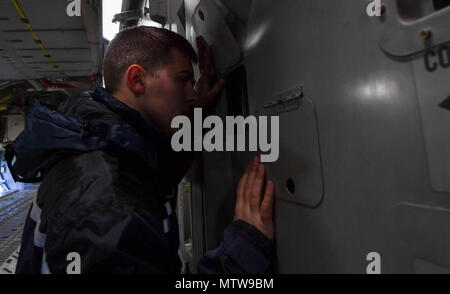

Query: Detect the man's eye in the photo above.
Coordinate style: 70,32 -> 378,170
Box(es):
177,76 -> 195,86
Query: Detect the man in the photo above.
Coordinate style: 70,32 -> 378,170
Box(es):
6,26 -> 274,274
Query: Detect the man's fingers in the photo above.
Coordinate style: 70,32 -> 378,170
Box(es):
196,36 -> 206,71
196,36 -> 212,76
250,163 -> 265,210
235,160 -> 275,240
235,159 -> 254,220
236,166 -> 248,198
203,46 -> 213,76
260,180 -> 274,220
236,160 -> 252,210
243,157 -> 259,202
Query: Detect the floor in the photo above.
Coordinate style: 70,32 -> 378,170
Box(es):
0,189 -> 36,274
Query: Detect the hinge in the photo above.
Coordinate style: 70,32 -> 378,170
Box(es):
262,85 -> 304,113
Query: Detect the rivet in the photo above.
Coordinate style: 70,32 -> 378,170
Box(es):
420,29 -> 432,41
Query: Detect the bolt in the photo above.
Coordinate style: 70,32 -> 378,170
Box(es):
420,29 -> 432,41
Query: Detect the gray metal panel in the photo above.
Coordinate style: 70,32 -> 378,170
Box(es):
260,96 -> 324,207
414,258 -> 450,274
388,203 -> 450,273
379,0 -> 450,57
193,0 -> 450,273
191,0 -> 241,76
244,0 -> 449,273
218,0 -> 253,23
189,160 -> 207,273
176,0 -> 450,273
412,43 -> 450,192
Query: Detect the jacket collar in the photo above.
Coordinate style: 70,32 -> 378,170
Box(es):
93,87 -> 170,150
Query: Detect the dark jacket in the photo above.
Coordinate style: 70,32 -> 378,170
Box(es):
6,87 -> 273,274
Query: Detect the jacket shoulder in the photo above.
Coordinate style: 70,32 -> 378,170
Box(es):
58,91 -> 119,123
36,149 -> 161,233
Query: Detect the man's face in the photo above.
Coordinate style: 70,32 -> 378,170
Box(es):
140,49 -> 197,133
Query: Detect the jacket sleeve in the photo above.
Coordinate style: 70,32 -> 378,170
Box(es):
197,220 -> 274,274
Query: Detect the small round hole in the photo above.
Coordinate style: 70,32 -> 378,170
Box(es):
286,178 -> 295,195
198,10 -> 205,21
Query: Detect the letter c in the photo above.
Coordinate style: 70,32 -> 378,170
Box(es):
424,50 -> 438,72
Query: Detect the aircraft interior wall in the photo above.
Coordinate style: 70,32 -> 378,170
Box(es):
0,0 -> 449,275
174,0 -> 450,273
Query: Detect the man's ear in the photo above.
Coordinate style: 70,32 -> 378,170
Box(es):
126,64 -> 146,95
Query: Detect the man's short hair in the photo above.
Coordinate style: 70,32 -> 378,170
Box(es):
103,26 -> 197,93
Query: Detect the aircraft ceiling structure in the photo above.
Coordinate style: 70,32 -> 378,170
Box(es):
0,0 -> 103,83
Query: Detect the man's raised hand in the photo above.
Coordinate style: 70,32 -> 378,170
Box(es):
193,36 -> 225,107
234,157 -> 275,240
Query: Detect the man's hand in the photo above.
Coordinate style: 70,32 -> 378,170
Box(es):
194,36 -> 226,107
234,157 -> 275,240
